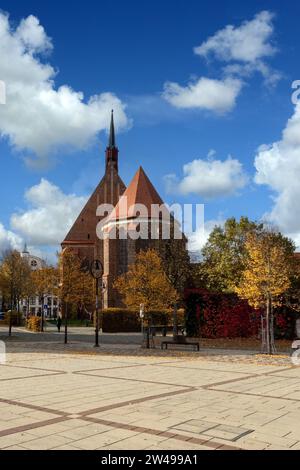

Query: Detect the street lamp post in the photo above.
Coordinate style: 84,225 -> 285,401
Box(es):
90,260 -> 103,348
100,280 -> 107,334
140,304 -> 145,335
95,277 -> 99,348
173,302 -> 178,339
64,301 -> 68,345
40,295 -> 45,333
8,310 -> 12,338
58,281 -> 68,344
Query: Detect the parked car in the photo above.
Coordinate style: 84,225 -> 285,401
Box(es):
0,312 -> 5,320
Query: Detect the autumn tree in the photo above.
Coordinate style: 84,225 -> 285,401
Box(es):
31,266 -> 59,331
58,249 -> 94,343
198,217 -> 264,292
235,231 -> 294,354
0,250 -> 32,335
159,236 -> 191,298
114,249 -> 178,312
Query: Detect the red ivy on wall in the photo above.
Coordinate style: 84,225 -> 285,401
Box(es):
185,289 -> 261,339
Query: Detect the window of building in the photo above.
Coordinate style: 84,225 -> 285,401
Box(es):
118,239 -> 128,275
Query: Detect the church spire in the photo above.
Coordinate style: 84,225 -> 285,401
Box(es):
109,110 -> 116,148
105,110 -> 119,173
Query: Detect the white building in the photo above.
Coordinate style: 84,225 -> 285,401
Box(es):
20,245 -> 59,318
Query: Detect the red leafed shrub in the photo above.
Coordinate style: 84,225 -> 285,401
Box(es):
274,308 -> 295,339
185,289 -> 260,339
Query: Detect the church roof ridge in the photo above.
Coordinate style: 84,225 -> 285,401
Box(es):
105,166 -> 166,223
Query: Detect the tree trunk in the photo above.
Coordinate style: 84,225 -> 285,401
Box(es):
269,296 -> 276,354
266,295 -> 271,354
9,285 -> 13,337
173,303 -> 178,339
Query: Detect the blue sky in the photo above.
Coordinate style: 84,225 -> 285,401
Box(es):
0,0 -> 300,260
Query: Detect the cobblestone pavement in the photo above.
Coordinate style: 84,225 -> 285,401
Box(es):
0,329 -> 299,450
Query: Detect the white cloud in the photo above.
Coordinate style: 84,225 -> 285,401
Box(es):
165,154 -> 248,199
163,11 -> 279,113
194,11 -> 280,87
0,223 -> 23,253
255,103 -> 300,246
0,13 -> 130,167
163,77 -> 243,113
15,15 -> 53,53
223,61 -> 282,88
195,11 -> 276,63
11,179 -> 87,246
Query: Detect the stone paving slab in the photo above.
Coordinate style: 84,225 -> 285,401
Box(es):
0,340 -> 299,450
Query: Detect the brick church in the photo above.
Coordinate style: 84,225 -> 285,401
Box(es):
62,111 -> 188,307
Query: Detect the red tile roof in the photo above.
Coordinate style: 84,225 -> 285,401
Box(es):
106,166 -> 167,222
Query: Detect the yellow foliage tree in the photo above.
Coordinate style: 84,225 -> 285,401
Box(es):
58,249 -> 94,307
0,250 -> 32,309
0,250 -> 32,335
235,231 -> 294,354
58,249 -> 94,342
114,249 -> 178,312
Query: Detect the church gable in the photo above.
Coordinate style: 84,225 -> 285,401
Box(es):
63,172 -> 126,245
62,111 -> 126,247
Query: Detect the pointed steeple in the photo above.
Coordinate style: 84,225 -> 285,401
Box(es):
22,242 -> 29,258
105,110 -> 119,173
109,110 -> 116,148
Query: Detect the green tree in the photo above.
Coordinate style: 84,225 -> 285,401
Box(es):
198,217 -> 264,292
159,236 -> 191,297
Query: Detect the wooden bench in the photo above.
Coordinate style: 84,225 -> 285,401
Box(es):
161,341 -> 200,351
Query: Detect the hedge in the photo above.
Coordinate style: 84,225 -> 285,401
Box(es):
102,308 -> 185,333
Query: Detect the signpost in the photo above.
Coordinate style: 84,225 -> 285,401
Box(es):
140,303 -> 145,339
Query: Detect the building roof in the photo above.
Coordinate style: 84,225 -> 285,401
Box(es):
105,166 -> 166,223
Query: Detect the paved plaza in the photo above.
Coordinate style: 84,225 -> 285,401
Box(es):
0,327 -> 300,450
